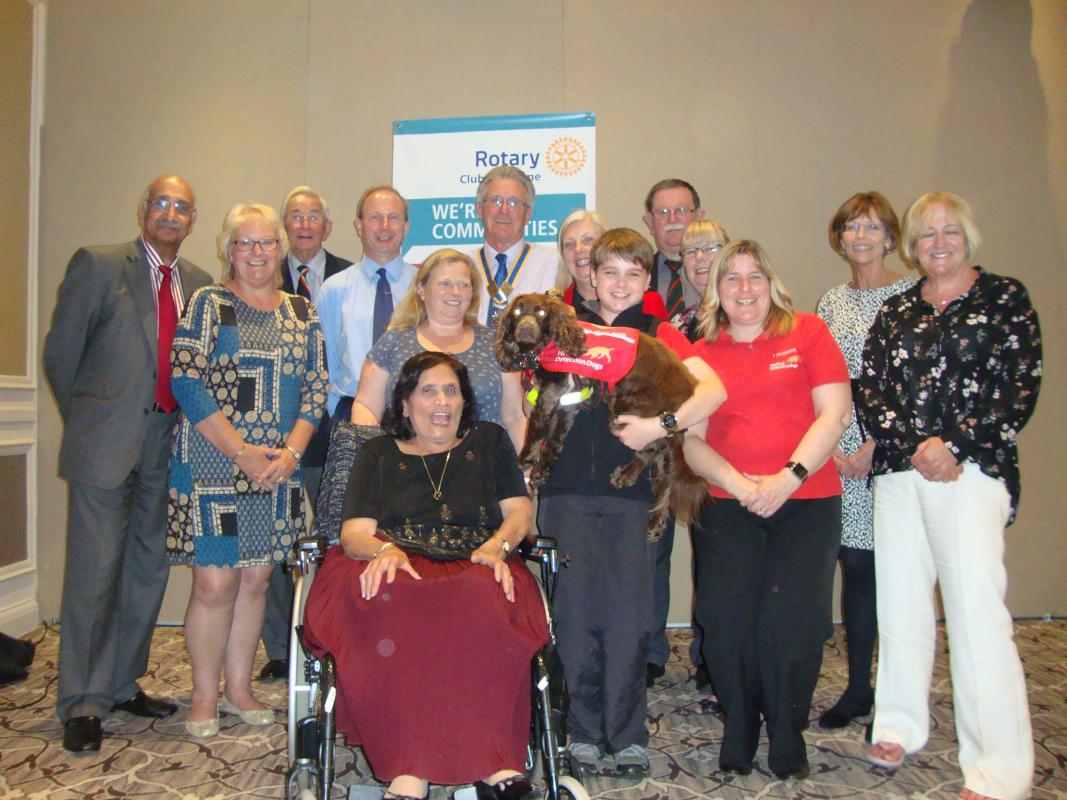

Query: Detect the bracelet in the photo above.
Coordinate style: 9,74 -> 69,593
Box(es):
494,534 -> 511,555
372,541 -> 395,559
284,445 -> 302,461
232,443 -> 247,461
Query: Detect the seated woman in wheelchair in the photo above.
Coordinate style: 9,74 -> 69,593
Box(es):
303,351 -> 547,800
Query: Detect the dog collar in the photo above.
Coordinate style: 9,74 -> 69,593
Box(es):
525,386 -> 593,407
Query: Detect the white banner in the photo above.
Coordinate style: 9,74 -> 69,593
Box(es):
392,112 -> 596,264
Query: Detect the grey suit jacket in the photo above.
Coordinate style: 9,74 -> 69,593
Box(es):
43,239 -> 213,489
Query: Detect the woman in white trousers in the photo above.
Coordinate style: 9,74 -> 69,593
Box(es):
857,191 -> 1042,800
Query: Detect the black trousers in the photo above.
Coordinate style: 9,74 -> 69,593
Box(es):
838,545 -> 876,698
538,494 -> 654,753
694,497 -> 840,773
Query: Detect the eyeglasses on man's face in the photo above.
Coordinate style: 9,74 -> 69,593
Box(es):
651,205 -> 695,219
483,196 -> 529,211
147,197 -> 195,216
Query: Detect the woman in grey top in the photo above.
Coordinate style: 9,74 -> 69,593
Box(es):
351,248 -> 526,450
815,191 -> 914,729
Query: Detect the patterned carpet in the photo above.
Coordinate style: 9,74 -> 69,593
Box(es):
1,622 -> 1065,799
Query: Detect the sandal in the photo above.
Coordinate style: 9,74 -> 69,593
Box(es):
693,697 -> 726,721
866,741 -> 905,770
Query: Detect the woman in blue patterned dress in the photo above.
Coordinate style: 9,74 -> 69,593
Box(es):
350,247 -> 526,450
167,202 -> 327,738
814,191 -> 913,729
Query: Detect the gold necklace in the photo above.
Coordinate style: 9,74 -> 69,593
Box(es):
420,449 -> 452,501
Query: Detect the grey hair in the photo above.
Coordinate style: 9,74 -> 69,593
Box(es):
476,165 -> 536,207
281,185 -> 331,222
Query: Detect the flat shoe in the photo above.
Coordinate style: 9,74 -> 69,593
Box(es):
473,776 -> 539,800
818,690 -> 874,729
866,741 -> 905,770
185,716 -> 219,738
220,697 -> 274,726
774,765 -> 810,780
719,762 -> 753,776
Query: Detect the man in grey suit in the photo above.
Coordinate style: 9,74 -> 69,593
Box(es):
43,175 -> 213,753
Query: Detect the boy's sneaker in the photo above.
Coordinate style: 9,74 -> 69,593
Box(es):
566,741 -> 603,773
613,744 -> 650,777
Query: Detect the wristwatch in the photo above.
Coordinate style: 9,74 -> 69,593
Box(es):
494,534 -> 511,555
785,460 -> 809,483
659,411 -> 679,433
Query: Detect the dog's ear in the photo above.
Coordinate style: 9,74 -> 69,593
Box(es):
548,296 -> 587,356
493,302 -> 520,368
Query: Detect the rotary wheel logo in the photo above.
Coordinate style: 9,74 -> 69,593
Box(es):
545,137 -> 587,177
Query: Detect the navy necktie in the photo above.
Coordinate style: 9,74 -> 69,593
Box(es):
372,267 -> 392,342
487,252 -> 508,325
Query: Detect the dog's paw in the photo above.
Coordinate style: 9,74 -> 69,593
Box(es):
610,462 -> 641,488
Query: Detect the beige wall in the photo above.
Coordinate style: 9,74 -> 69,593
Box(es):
0,0 -> 32,375
35,0 -> 1067,624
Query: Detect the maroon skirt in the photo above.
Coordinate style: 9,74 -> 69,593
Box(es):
302,544 -> 550,784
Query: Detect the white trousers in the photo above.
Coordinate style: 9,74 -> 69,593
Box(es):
871,464 -> 1033,800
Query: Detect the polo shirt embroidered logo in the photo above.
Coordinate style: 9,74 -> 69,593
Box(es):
769,347 -> 801,371
539,321 -> 639,389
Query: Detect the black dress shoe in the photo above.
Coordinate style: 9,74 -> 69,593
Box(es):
719,761 -> 753,776
258,658 -> 288,681
818,689 -> 874,729
774,765 -> 810,781
111,691 -> 177,718
63,715 -> 102,753
645,662 -> 665,687
694,663 -> 712,691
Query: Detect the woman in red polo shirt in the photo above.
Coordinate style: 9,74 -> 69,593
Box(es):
682,239 -> 851,781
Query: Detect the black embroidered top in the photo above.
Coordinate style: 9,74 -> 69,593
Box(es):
342,422 -> 528,559
857,267 -> 1042,523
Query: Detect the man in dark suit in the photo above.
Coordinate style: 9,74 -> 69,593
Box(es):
44,175 -> 213,753
257,186 -> 351,682
641,178 -> 708,689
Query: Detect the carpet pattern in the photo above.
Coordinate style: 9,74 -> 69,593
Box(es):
1,622 -> 1065,799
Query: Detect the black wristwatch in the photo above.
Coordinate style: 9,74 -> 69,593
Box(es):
659,411 -> 679,433
785,460 -> 809,483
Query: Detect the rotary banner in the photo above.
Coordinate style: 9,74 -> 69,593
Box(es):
392,112 -> 597,264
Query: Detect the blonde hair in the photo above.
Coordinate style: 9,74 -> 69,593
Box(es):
902,191 -> 981,265
389,248 -> 482,329
696,239 -> 795,341
555,209 -> 607,291
681,219 -> 730,250
216,202 -> 288,286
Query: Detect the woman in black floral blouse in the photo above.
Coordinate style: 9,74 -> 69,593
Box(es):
858,192 -> 1041,800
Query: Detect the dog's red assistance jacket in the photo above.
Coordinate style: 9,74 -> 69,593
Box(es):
538,322 -> 639,391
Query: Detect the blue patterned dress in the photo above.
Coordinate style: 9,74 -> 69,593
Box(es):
166,286 -> 328,567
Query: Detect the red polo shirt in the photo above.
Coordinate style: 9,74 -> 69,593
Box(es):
691,313 -> 848,499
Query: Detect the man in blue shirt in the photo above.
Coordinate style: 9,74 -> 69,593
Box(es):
318,185 -> 417,423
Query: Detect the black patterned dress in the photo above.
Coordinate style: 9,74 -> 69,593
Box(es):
166,286 -> 327,567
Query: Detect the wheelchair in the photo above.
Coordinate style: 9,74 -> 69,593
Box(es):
284,533 -> 590,800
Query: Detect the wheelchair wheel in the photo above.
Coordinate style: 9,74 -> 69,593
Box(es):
555,775 -> 590,800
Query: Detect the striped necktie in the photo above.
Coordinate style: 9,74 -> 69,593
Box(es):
665,259 -> 685,317
296,264 -> 312,299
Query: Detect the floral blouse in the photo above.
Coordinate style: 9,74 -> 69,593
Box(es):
857,267 -> 1042,523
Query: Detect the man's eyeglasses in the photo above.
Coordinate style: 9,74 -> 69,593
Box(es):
682,243 -> 723,258
147,197 -> 195,216
287,212 -> 323,224
651,205 -> 695,219
233,238 -> 280,252
483,196 -> 529,211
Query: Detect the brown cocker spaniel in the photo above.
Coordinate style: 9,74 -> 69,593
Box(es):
494,292 -> 707,539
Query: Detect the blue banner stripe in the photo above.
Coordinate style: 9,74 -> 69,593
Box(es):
406,194 -> 587,247
394,112 -> 595,135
